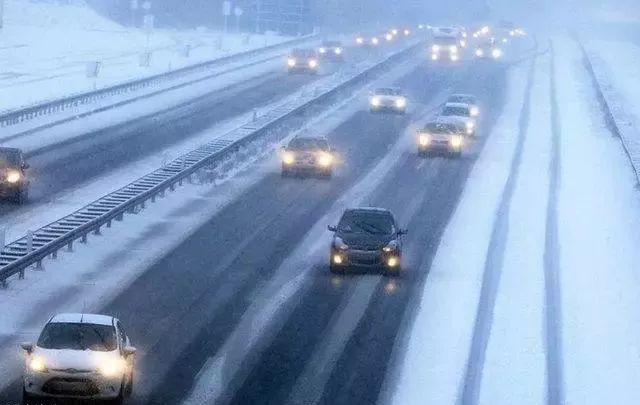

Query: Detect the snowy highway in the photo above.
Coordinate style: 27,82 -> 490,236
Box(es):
3,3 -> 640,403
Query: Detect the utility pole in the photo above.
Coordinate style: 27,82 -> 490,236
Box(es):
0,0 -> 5,30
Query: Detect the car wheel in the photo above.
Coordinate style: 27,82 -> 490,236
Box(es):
330,264 -> 343,274
125,371 -> 134,397
15,187 -> 28,204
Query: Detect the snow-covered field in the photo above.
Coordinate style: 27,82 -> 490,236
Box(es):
387,34 -> 640,404
0,0 -> 292,112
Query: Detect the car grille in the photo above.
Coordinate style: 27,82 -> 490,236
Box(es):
349,250 -> 382,266
42,377 -> 100,396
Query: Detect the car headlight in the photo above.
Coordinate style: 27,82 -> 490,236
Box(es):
370,97 -> 381,107
431,44 -> 440,52
450,45 -> 458,53
282,151 -> 295,165
387,256 -> 399,268
451,54 -> 459,61
431,53 -> 439,60
466,121 -> 475,130
98,357 -> 126,378
404,29 -> 410,36
6,170 -> 21,184
392,29 -> 398,35
510,30 -> 516,36
29,355 -> 48,373
386,33 -> 393,41
356,37 -> 364,44
319,47 -> 326,53
308,59 -> 318,68
287,58 -> 296,67
475,49 -> 484,57
419,134 -> 431,146
450,135 -> 463,148
460,40 -> 467,47
334,237 -> 349,251
471,106 -> 479,117
383,240 -> 399,253
317,153 -> 333,167
395,98 -> 407,108
372,37 -> 379,45
335,47 -> 342,54
492,48 -> 502,59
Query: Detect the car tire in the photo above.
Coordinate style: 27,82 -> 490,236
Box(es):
330,264 -> 343,274
22,388 -> 37,405
125,371 -> 134,397
15,187 -> 28,204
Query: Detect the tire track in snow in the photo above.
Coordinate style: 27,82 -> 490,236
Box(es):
544,42 -> 564,405
457,57 -> 537,405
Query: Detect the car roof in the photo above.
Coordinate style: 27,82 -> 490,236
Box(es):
449,93 -> 476,100
345,207 -> 393,215
444,102 -> 471,109
49,313 -> 115,326
292,48 -> 316,54
0,147 -> 22,154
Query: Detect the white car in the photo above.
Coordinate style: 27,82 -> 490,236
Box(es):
438,102 -> 477,135
369,87 -> 408,114
447,94 -> 480,117
21,313 -> 136,405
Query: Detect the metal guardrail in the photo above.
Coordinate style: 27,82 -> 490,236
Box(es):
579,40 -> 640,184
0,34 -> 320,130
0,42 -> 421,287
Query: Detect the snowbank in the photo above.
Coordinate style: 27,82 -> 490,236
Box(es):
0,0 -> 291,111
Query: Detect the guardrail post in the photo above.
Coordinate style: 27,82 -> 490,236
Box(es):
253,109 -> 258,122
107,220 -> 112,228
27,230 -> 33,253
51,250 -> 58,259
81,233 -> 88,244
93,226 -> 101,236
151,194 -> 156,203
116,213 -> 123,221
179,159 -> 185,186
1,279 -> 6,288
0,227 -> 5,252
67,241 -> 73,252
35,260 -> 43,271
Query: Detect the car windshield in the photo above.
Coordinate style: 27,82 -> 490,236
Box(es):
442,106 -> 470,117
375,88 -> 401,96
0,150 -> 20,168
323,41 -> 341,47
37,323 -> 117,352
338,211 -> 394,235
292,50 -> 315,58
449,95 -> 474,104
434,37 -> 458,46
424,123 -> 461,134
288,138 -> 328,150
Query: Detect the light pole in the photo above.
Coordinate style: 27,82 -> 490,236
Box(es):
130,0 -> 138,27
142,1 -> 153,52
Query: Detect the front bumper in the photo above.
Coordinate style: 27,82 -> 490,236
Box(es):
431,51 -> 460,62
418,140 -> 462,155
0,182 -> 22,197
24,370 -> 123,400
370,104 -> 406,113
331,249 -> 400,270
282,162 -> 332,175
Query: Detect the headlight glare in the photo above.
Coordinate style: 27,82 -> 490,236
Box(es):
370,97 -> 381,107
395,98 -> 406,108
419,134 -> 431,146
450,45 -> 458,53
283,151 -> 295,165
471,106 -> 479,116
6,170 -> 21,184
492,48 -> 502,58
287,58 -> 296,67
319,47 -> 326,53
29,356 -> 48,373
431,44 -> 440,52
98,357 -> 126,377
317,153 -> 333,167
335,47 -> 342,54
308,59 -> 318,68
450,135 -> 463,148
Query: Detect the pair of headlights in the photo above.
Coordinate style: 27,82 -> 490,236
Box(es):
282,151 -> 333,167
419,134 -> 463,148
370,97 -> 406,108
29,355 -> 126,377
288,59 -> 318,68
431,45 -> 458,53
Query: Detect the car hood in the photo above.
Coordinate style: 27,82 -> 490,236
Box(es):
438,116 -> 469,124
336,232 -> 395,250
33,347 -> 118,372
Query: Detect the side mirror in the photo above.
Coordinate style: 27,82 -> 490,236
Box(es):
398,229 -> 408,236
22,163 -> 29,170
123,346 -> 137,358
20,342 -> 33,353
328,225 -> 337,232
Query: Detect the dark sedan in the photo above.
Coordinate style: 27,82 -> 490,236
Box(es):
328,208 -> 407,275
0,147 -> 29,203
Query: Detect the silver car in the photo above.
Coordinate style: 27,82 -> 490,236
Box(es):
21,313 -> 136,405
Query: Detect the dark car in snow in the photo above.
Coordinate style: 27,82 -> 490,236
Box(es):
0,147 -> 29,203
328,207 -> 407,275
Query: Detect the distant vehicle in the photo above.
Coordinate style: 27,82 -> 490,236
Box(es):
318,40 -> 344,61
355,34 -> 380,47
287,48 -> 320,73
369,87 -> 407,114
21,313 -> 136,405
281,136 -> 335,178
328,207 -> 407,275
0,147 -> 29,204
475,39 -> 503,59
439,102 -> 477,135
446,94 -> 479,116
417,121 -> 466,157
430,35 -> 461,62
